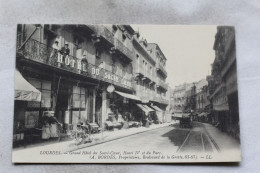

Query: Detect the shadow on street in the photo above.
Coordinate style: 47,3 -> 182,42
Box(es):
161,126 -> 190,147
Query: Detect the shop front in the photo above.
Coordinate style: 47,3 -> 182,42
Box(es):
150,105 -> 164,123
102,90 -> 142,129
211,84 -> 230,132
14,48 -> 135,146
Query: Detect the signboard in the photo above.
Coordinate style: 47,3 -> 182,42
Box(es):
57,53 -> 133,89
23,45 -> 133,90
212,91 -> 229,111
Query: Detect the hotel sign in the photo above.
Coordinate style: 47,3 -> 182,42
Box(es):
21,40 -> 133,90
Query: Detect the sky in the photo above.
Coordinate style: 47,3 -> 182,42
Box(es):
131,25 -> 217,89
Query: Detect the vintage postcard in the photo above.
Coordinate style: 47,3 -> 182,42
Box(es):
12,24 -> 241,163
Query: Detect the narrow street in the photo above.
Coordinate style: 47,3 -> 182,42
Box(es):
76,122 -> 218,153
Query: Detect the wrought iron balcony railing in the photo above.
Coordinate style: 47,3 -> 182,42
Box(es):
156,63 -> 168,77
157,79 -> 168,91
17,38 -> 134,90
135,67 -> 154,82
114,38 -> 134,61
152,96 -> 169,105
95,25 -> 115,46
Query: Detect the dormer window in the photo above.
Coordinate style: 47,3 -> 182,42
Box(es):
122,33 -> 126,42
96,49 -> 101,58
112,25 -> 118,34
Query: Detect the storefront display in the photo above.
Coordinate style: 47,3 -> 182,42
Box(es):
25,111 -> 39,128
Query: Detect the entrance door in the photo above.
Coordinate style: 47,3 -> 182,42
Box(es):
95,90 -> 102,125
55,82 -> 70,125
88,88 -> 94,122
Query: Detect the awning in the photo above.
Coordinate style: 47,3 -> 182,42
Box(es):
136,104 -> 149,113
172,113 -> 183,118
143,105 -> 155,112
115,91 -> 141,101
14,69 -> 41,102
151,105 -> 163,112
198,112 -> 209,117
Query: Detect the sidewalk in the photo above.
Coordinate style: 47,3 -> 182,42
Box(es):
202,123 -> 241,152
12,122 -> 174,156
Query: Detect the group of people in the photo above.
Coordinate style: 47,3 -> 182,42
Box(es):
50,41 -> 89,68
41,111 -> 62,140
50,41 -> 70,61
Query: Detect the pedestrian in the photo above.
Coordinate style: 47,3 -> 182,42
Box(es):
41,115 -> 51,140
59,43 -> 70,62
81,54 -> 88,73
49,112 -> 60,138
49,41 -> 60,63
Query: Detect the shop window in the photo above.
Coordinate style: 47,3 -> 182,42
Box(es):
24,111 -> 39,128
41,90 -> 52,108
72,111 -> 80,125
72,85 -> 86,109
27,78 -> 52,108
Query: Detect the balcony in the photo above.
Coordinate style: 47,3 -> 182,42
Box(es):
156,79 -> 168,91
156,63 -> 167,77
152,96 -> 169,105
74,25 -> 96,36
113,38 -> 134,62
94,25 -> 115,47
17,38 -> 134,90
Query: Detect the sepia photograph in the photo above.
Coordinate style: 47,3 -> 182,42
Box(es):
12,24 -> 241,163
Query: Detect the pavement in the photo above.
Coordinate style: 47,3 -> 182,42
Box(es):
12,122 -> 175,156
201,122 -> 241,152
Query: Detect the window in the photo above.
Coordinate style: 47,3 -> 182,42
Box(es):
72,85 -> 86,109
96,49 -> 101,58
112,25 -> 118,34
27,78 -> 52,108
122,33 -> 126,42
112,63 -> 117,74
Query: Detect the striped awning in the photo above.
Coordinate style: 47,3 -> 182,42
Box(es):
143,105 -> 155,112
151,105 -> 163,112
115,91 -> 141,101
136,104 -> 149,113
14,69 -> 41,102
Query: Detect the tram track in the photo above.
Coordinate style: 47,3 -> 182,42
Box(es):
177,122 -> 220,153
176,129 -> 192,153
201,132 -> 205,152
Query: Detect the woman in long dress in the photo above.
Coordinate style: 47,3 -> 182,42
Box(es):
49,116 -> 59,138
42,119 -> 51,140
